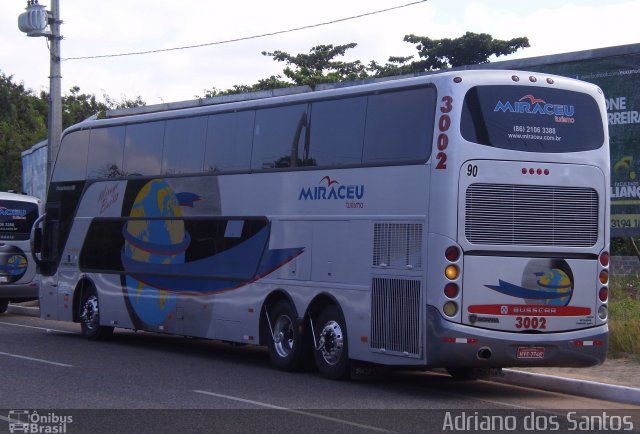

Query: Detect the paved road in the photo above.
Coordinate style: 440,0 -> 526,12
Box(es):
1,313 -> 638,433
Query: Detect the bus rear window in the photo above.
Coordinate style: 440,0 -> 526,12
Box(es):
461,85 -> 604,152
0,200 -> 39,241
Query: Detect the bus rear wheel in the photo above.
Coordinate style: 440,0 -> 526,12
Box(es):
79,286 -> 113,340
313,304 -> 349,380
266,300 -> 304,371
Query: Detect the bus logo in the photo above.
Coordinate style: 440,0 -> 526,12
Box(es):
298,176 -> 365,202
485,259 -> 574,306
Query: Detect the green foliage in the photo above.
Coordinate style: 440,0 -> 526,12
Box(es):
0,72 -> 48,191
263,43 -> 369,88
608,276 -> 640,357
0,70 -> 145,191
370,32 -> 530,76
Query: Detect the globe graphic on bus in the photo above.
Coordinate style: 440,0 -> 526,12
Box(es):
535,268 -> 573,306
5,254 -> 27,277
122,179 -> 190,326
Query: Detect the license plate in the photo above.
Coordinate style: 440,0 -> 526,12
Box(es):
516,346 -> 545,359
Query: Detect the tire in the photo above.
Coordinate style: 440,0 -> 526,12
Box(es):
266,300 -> 305,371
0,300 -> 8,314
79,286 -> 114,340
313,304 -> 350,380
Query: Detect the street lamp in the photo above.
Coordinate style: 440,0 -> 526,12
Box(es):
18,0 -> 62,192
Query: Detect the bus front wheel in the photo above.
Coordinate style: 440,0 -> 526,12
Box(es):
313,304 -> 349,380
79,286 -> 113,340
266,300 -> 305,371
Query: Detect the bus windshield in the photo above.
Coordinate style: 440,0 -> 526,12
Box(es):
460,85 -> 604,152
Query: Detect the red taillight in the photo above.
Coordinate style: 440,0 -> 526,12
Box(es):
599,251 -> 609,267
444,283 -> 459,299
445,246 -> 460,262
599,287 -> 608,302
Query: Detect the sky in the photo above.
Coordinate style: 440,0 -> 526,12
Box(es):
1,0 -> 639,105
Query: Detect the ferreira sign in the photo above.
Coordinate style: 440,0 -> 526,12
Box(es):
477,43 -> 640,237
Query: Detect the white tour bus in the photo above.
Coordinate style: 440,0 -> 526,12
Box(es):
33,70 -> 610,379
0,191 -> 40,313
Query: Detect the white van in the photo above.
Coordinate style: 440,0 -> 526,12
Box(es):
0,192 -> 41,313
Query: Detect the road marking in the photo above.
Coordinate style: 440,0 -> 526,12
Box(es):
0,321 -> 79,335
0,351 -> 74,368
194,390 -> 393,433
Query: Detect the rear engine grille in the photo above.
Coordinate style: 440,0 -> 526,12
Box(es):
465,183 -> 599,247
371,277 -> 421,357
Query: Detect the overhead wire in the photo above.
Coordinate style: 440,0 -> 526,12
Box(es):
63,0 -> 428,61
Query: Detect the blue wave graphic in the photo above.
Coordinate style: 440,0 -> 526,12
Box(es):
485,279 -> 573,300
122,225 -> 303,293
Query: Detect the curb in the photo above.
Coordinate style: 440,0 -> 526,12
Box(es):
495,369 -> 640,406
6,304 -> 39,318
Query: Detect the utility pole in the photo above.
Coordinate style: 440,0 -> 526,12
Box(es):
18,0 -> 62,193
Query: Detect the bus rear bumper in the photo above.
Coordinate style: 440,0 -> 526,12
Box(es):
425,306 -> 608,368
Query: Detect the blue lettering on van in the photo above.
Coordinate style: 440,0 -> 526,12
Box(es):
494,94 -> 575,117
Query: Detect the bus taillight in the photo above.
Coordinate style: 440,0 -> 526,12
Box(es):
598,287 -> 608,302
445,246 -> 460,261
599,251 -> 609,267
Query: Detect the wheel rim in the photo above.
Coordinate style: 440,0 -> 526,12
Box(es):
318,320 -> 344,366
81,295 -> 99,331
273,315 -> 295,358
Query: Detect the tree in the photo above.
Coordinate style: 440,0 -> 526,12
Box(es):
262,43 -> 369,88
370,32 -> 530,76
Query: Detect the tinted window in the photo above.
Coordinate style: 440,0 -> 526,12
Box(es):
205,111 -> 254,172
461,85 -> 604,152
252,104 -> 309,169
124,121 -> 165,175
52,130 -> 89,181
163,117 -> 207,174
0,200 -> 38,241
363,87 -> 436,164
87,126 -> 125,178
308,97 -> 366,167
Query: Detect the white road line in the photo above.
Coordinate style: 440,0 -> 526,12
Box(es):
194,390 -> 394,433
0,351 -> 74,367
0,321 -> 79,334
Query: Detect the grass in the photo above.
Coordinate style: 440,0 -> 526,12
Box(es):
608,275 -> 640,358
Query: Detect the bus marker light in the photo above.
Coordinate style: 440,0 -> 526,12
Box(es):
511,75 -> 519,82
443,301 -> 458,317
529,76 -> 537,82
573,340 -> 603,347
444,283 -> 459,298
445,265 -> 459,280
598,305 -> 608,320
360,336 -> 368,343
445,246 -> 460,262
599,270 -> 608,285
546,78 -> 554,84
453,76 -> 462,83
599,287 -> 608,302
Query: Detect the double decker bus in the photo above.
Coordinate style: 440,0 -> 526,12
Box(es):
33,69 -> 609,379
0,191 -> 40,313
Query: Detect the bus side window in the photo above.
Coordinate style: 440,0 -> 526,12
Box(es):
308,97 -> 366,167
251,104 -> 309,170
52,130 -> 90,182
205,111 -> 255,173
363,87 -> 436,164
